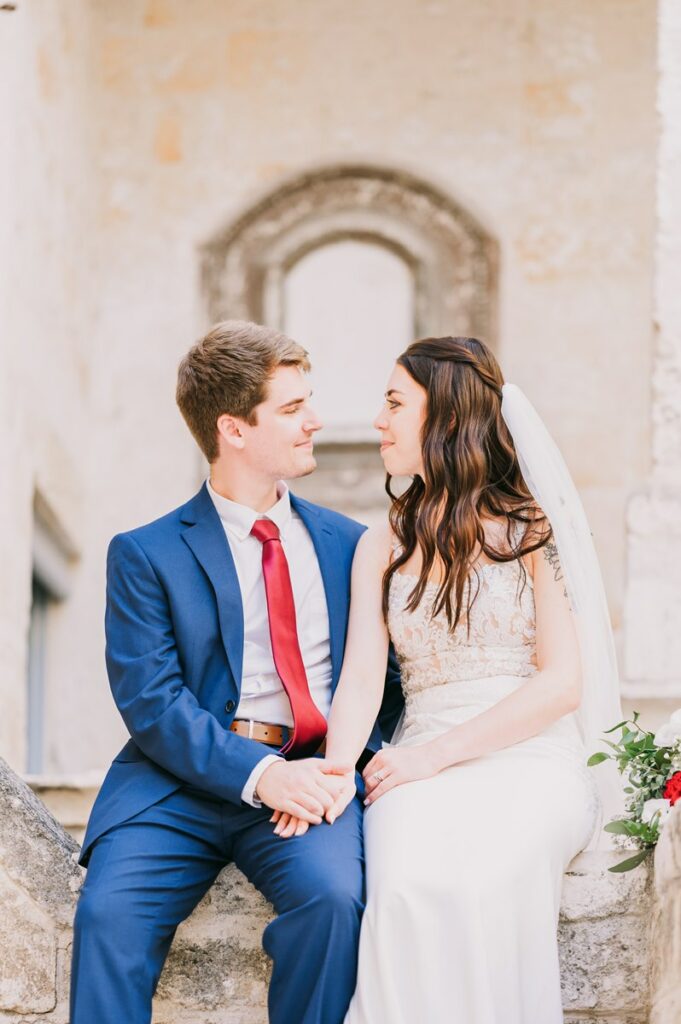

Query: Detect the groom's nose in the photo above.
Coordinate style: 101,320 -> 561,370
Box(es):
303,411 -> 323,432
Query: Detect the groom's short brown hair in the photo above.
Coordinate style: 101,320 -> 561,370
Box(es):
176,320 -> 311,462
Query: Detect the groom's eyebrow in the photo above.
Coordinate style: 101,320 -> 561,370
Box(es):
278,391 -> 313,410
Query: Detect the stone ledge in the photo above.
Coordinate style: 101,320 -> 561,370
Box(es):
24,772 -> 104,846
1,762 -> 654,1022
0,760 -> 82,927
153,850 -> 654,1023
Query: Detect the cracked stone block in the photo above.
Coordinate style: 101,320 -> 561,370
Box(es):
560,914 -> 649,1013
561,850 -> 652,921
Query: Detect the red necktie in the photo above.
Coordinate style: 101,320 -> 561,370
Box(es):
250,518 -> 328,758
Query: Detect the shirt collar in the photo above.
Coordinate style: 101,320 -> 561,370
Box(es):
206,478 -> 292,542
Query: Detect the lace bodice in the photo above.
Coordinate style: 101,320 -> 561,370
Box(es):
388,560 -> 537,697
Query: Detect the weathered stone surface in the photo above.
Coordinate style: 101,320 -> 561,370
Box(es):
156,937 -> 270,1010
650,805 -> 681,1023
0,870 -> 57,1014
653,801 -> 681,895
559,914 -> 650,1012
0,758 -> 82,927
561,850 -> 653,922
25,772 -> 103,846
559,850 -> 652,1016
155,865 -> 272,1017
564,1017 -> 647,1024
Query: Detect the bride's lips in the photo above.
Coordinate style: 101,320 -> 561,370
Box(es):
380,442 -> 394,453
296,439 -> 314,450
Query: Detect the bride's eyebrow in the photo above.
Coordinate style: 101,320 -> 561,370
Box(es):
385,389 -> 405,398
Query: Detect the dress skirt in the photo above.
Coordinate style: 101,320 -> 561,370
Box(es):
344,674 -> 598,1024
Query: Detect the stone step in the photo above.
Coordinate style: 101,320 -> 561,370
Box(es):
0,766 -> 653,1022
153,850 -> 652,1024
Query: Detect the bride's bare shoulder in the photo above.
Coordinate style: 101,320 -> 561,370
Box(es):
354,520 -> 394,572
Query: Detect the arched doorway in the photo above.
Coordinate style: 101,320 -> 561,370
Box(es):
201,166 -> 497,518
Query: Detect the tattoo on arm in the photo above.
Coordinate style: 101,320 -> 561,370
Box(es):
543,542 -> 569,600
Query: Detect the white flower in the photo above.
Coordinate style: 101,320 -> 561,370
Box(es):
642,798 -> 672,827
654,708 -> 681,747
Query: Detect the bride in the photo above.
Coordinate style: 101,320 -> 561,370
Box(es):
270,335 -> 622,1022
317,335 -> 622,1024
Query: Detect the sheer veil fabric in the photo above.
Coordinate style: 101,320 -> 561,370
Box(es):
500,383 -> 624,834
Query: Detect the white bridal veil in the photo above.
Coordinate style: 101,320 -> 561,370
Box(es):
501,383 -> 624,830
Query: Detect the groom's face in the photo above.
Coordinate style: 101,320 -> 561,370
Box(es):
240,365 -> 322,480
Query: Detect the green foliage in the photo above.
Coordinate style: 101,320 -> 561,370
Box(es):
589,714 -> 676,873
608,849 -> 651,873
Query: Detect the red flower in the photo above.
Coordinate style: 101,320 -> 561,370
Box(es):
663,771 -> 681,806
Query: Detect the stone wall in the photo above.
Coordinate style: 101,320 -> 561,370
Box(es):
0,758 -> 653,1023
75,0 -> 657,773
622,0 -> 681,713
0,0 -> 100,771
0,0 -> 659,776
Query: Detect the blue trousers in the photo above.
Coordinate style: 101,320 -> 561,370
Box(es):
70,784 -> 365,1024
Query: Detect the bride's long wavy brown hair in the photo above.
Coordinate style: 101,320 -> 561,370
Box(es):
382,336 -> 552,632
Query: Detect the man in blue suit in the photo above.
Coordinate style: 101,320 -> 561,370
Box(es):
70,320 -> 402,1024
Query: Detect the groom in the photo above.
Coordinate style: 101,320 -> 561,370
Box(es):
70,320 -> 402,1024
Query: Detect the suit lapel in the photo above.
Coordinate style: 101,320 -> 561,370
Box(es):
180,485 -> 244,687
179,485 -> 348,694
291,495 -> 346,690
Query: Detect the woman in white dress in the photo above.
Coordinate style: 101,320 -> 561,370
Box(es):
269,335 -> 622,1022
317,336 -> 616,1024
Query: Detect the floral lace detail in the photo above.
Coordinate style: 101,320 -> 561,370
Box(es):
388,560 -> 538,697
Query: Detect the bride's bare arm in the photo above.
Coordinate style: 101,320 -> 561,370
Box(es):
364,537 -> 583,804
272,525 -> 391,836
324,525 -> 392,766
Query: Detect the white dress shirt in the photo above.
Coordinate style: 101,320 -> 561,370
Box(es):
206,478 -> 333,806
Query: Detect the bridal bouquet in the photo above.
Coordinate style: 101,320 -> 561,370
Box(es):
588,710 -> 681,872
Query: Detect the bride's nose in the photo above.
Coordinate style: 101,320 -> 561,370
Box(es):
373,407 -> 388,431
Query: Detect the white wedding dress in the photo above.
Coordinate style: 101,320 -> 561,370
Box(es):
345,555 -> 599,1024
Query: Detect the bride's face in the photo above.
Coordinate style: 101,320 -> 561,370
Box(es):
374,363 -> 427,477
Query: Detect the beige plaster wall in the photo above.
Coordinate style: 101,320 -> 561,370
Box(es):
0,1 -> 98,770
622,0 -> 681,705
1,0 -> 658,772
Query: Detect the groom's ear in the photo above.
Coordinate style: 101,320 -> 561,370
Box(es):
216,413 -> 246,451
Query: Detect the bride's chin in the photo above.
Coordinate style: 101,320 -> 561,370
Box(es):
381,453 -> 404,475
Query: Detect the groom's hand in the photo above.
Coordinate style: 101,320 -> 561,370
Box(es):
255,758 -> 353,824
269,767 -> 356,838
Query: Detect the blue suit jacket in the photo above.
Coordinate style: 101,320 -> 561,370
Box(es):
80,483 -> 403,866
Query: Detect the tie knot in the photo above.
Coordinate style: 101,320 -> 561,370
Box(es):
251,518 -> 280,544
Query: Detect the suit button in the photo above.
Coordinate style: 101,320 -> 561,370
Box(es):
225,700 -> 235,714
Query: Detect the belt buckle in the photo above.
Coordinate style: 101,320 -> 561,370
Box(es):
247,720 -> 255,740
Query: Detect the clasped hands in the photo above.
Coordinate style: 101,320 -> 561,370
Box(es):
257,741 -> 443,839
256,757 -> 356,839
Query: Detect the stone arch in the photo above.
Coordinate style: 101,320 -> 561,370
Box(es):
201,165 -> 498,345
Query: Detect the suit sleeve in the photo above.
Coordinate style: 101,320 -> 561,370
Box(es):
105,531 -> 281,805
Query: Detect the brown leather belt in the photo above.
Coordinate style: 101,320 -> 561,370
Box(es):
230,719 -> 326,754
